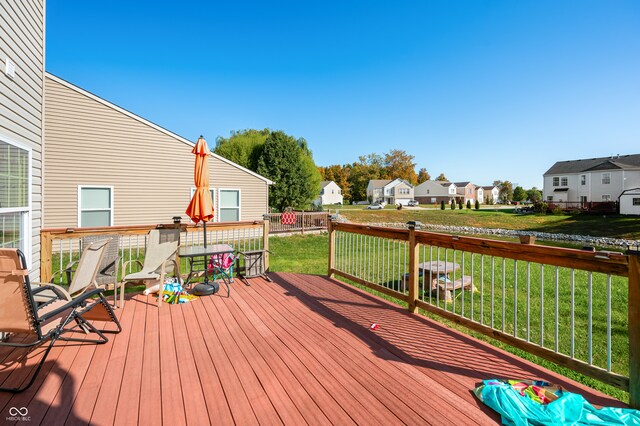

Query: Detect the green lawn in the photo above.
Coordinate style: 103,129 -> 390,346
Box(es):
269,233 -> 630,402
335,208 -> 640,240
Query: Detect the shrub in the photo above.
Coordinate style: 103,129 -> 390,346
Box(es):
450,200 -> 455,210
552,206 -> 564,215
533,202 -> 548,214
458,200 -> 463,209
475,200 -> 480,210
440,200 -> 445,210
466,200 -> 471,209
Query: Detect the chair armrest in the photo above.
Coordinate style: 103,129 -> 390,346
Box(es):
121,259 -> 143,277
39,288 -> 104,322
32,283 -> 70,300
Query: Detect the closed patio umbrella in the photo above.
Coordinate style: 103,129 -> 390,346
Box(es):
185,136 -> 214,247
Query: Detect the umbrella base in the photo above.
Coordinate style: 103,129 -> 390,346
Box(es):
192,282 -> 219,296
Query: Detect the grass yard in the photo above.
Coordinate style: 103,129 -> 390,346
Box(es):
335,208 -> 640,240
269,233 -> 630,402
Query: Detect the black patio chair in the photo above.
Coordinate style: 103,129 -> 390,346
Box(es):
0,248 -> 122,393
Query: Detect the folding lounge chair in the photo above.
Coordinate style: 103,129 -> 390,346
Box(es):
120,228 -> 181,307
0,248 -> 121,393
31,238 -> 113,305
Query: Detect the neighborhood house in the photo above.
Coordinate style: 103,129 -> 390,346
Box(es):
314,181 -> 343,206
543,154 -> 640,214
366,179 -> 414,205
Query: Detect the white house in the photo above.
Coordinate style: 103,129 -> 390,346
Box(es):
543,154 -> 640,205
314,181 -> 343,205
482,186 -> 500,204
619,188 -> 640,216
366,178 -> 414,205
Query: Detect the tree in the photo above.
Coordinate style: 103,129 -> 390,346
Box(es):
348,153 -> 385,202
458,199 -> 463,209
441,200 -> 445,210
466,200 -> 471,209
384,149 -> 418,184
512,186 -> 527,203
256,131 -> 321,211
214,128 -> 270,170
435,173 -> 448,182
450,199 -> 455,210
527,187 -> 542,203
494,180 -> 514,204
475,200 -> 480,210
319,164 -> 352,203
417,168 -> 431,184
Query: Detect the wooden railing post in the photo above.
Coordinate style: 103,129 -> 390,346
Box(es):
407,221 -> 420,313
328,219 -> 335,278
301,211 -> 305,235
263,218 -> 270,272
628,250 -> 640,408
40,230 -> 53,282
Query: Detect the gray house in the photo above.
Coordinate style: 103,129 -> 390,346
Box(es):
543,154 -> 640,205
1,0 -> 45,279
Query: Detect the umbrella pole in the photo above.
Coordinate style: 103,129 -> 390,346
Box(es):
203,221 -> 208,284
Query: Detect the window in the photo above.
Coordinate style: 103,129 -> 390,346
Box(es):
78,186 -> 113,227
547,196 -> 553,201
602,173 -> 611,185
560,177 -> 568,186
580,175 -> 586,185
219,189 -> 240,222
602,194 -> 611,201
467,188 -> 472,195
633,198 -> 640,206
552,177 -> 559,187
190,188 -> 215,220
580,196 -> 587,203
0,137 -> 31,262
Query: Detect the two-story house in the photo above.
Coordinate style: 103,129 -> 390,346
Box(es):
543,154 -> 640,208
454,182 -> 477,203
414,181 -> 457,204
314,181 -> 343,206
482,186 -> 500,204
366,179 -> 414,205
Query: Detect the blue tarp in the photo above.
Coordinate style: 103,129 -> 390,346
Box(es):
474,379 -> 640,426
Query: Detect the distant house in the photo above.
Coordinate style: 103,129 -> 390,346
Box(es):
1,0 -> 45,279
543,154 -> 640,206
482,186 -> 500,204
414,181 -> 456,204
366,178 -> 414,205
453,182 -> 476,203
475,186 -> 484,204
43,74 -> 273,229
619,188 -> 640,216
314,181 -> 343,205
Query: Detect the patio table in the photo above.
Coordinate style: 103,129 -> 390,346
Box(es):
417,261 -> 473,301
179,244 -> 234,291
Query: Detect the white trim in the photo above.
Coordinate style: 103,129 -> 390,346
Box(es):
45,72 -> 274,185
218,188 -> 241,222
189,187 -> 216,222
0,133 -> 32,267
77,185 -> 114,227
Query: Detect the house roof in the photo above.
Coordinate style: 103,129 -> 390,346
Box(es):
453,181 -> 472,187
369,179 -> 392,187
620,188 -> 640,196
481,186 -> 497,190
45,72 -> 273,185
320,180 -> 338,188
544,154 -> 640,175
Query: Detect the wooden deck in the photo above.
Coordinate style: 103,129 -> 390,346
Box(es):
0,272 -> 626,425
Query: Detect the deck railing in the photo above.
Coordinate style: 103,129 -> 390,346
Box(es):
40,220 -> 269,283
328,220 -> 640,407
265,211 -> 330,234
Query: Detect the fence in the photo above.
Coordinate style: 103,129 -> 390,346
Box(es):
547,201 -> 619,213
328,220 -> 640,407
265,211 -> 330,234
40,220 -> 269,284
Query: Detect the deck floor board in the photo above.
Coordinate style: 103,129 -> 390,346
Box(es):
0,272 -> 626,425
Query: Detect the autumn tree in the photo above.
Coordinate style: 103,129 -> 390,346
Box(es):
384,149 -> 418,184
348,154 -> 386,202
319,164 -> 352,202
417,168 -> 431,183
435,173 -> 448,182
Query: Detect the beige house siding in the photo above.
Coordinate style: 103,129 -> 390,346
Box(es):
44,74 -> 270,229
0,0 -> 45,278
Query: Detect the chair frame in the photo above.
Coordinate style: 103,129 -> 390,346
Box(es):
0,249 -> 122,393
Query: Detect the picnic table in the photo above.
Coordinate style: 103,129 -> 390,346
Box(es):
417,261 -> 474,302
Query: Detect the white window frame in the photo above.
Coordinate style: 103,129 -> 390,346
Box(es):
552,177 -> 560,187
560,177 -> 568,186
602,194 -> 611,202
77,185 -> 114,227
0,135 -> 32,266
547,196 -> 553,201
580,175 -> 586,185
190,187 -> 216,222
218,188 -> 241,222
602,173 -> 611,185
632,198 -> 640,206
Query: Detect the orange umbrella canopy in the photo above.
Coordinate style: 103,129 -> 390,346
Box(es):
185,136 -> 214,223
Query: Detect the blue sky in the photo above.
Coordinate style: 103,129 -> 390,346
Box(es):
46,1 -> 640,189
